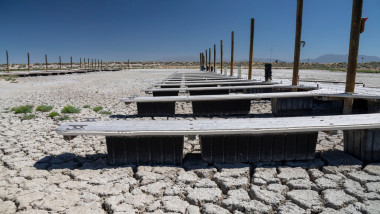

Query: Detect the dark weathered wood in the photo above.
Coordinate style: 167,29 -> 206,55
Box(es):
45,54 -> 48,71
209,47 -> 211,72
137,102 -> 176,116
230,31 -> 234,76
70,56 -> 73,69
344,129 -> 380,162
6,50 -> 10,73
220,40 -> 223,74
213,44 -> 216,72
344,0 -> 364,114
248,18 -> 254,80
80,57 -> 82,69
205,49 -> 208,71
59,56 -> 62,70
292,0 -> 303,86
27,52 -> 30,72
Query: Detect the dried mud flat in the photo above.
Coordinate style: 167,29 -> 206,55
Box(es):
0,69 -> 380,214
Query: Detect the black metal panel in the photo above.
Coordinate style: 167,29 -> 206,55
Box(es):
187,84 -> 218,88
153,91 -> 179,97
200,132 -> 318,163
192,100 -> 251,116
271,97 -> 313,116
189,90 -> 229,96
106,136 -> 183,165
137,102 -> 175,116
344,129 -> 380,162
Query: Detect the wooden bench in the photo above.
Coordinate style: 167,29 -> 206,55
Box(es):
146,85 -> 317,96
156,81 -> 275,88
56,113 -> 380,165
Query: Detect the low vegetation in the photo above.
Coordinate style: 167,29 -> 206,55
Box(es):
99,110 -> 112,115
58,115 -> 70,121
11,105 -> 34,114
36,105 -> 53,112
61,105 -> 80,114
92,106 -> 103,112
22,114 -> 35,120
48,111 -> 60,118
83,105 -> 91,108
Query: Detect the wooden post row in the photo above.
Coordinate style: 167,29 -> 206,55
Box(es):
45,54 -> 48,71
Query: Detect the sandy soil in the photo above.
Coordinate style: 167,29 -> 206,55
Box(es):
0,69 -> 379,213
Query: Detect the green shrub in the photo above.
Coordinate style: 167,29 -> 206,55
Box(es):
48,111 -> 60,118
83,105 -> 91,108
92,106 -> 103,112
61,105 -> 80,113
99,110 -> 112,115
36,105 -> 53,112
58,115 -> 70,121
11,105 -> 34,114
22,114 -> 35,120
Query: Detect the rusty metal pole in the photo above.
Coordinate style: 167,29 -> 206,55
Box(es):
230,31 -> 234,76
292,0 -> 303,86
45,54 -> 48,71
6,50 -> 9,73
343,0 -> 364,114
220,40 -> 223,74
213,44 -> 216,72
248,18 -> 254,80
27,52 -> 30,72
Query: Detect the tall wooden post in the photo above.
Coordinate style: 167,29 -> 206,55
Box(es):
98,60 -> 100,70
248,18 -> 255,80
213,44 -> 216,73
27,52 -> 30,72
220,40 -> 223,74
59,56 -> 62,70
128,59 -> 130,69
70,56 -> 73,69
91,59 -> 93,69
209,48 -> 211,72
230,31 -> 234,76
80,57 -> 82,69
205,49 -> 208,71
343,0 -> 364,114
6,50 -> 9,73
101,60 -> 103,70
292,0 -> 303,86
45,54 -> 48,71
88,58 -> 89,69
199,53 -> 202,68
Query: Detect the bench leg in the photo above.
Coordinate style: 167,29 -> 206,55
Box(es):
106,136 -> 183,165
192,100 -> 251,116
200,132 -> 318,163
137,102 -> 176,116
271,97 -> 313,116
344,129 -> 380,162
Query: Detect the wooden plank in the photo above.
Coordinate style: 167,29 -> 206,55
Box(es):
56,113 -> 380,137
306,132 -> 318,159
261,135 -> 273,161
237,136 -> 249,162
122,91 -> 318,103
200,136 -> 213,163
224,136 -> 237,163
284,133 -> 297,160
212,136 -> 225,163
273,135 -> 285,161
295,133 -> 308,160
146,85 -> 315,92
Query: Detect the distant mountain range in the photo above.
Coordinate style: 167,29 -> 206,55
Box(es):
156,54 -> 380,63
302,54 -> 380,63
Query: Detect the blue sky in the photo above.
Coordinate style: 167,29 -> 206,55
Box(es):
0,0 -> 379,63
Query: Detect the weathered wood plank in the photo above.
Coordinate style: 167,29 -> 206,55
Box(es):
56,113 -> 380,137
